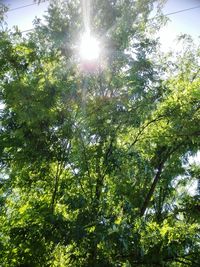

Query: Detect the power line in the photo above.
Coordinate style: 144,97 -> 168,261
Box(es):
7,1 -> 200,15
8,3 -> 40,12
5,3 -> 200,34
160,4 -> 200,17
6,0 -> 48,13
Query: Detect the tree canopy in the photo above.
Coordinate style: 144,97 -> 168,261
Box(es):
0,0 -> 200,266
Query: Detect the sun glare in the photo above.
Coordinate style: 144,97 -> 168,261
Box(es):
80,31 -> 100,61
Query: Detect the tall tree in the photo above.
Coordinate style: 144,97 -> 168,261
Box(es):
0,1 -> 199,266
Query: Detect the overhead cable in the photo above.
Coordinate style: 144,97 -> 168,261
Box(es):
6,0 -> 48,13
4,3 -> 200,34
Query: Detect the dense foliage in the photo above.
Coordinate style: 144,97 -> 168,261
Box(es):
0,0 -> 200,266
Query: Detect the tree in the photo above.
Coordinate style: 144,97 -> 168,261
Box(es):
0,0 -> 200,266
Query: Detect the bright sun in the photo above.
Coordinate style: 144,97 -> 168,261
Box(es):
80,32 -> 100,61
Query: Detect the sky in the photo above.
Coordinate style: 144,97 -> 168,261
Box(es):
2,0 -> 49,31
159,0 -> 200,50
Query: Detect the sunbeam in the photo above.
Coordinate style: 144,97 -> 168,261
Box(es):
80,31 -> 100,61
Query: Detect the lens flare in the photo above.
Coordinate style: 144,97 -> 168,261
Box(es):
80,31 -> 100,61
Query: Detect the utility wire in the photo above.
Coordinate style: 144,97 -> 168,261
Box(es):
6,0 -> 48,13
8,3 -> 40,12
160,4 -> 200,17
7,1 -> 200,15
4,3 -> 200,34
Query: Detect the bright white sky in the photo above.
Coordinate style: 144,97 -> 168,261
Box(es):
159,0 -> 200,50
2,0 -> 49,31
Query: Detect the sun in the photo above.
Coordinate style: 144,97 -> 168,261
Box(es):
79,31 -> 100,61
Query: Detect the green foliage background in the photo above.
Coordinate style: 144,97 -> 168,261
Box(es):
0,0 -> 200,266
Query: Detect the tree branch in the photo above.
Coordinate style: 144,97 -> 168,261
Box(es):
140,160 -> 164,217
